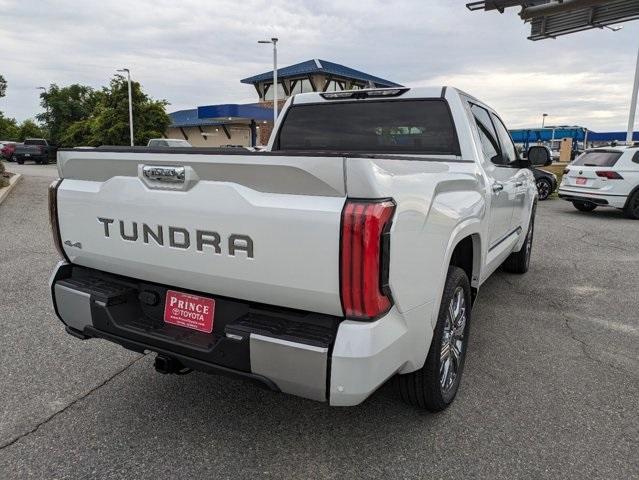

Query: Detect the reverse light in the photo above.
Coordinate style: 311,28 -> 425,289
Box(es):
48,179 -> 69,261
340,199 -> 395,320
595,171 -> 624,179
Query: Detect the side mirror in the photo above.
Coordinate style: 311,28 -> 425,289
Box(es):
527,146 -> 552,166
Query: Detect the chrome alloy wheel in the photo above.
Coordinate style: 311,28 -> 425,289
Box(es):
440,286 -> 467,393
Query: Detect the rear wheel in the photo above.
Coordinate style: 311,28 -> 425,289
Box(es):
397,266 -> 471,411
623,191 -> 639,220
536,178 -> 552,201
17,158 -> 24,165
572,201 -> 596,212
502,207 -> 535,274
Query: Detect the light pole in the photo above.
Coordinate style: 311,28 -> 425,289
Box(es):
258,38 -> 279,123
541,113 -> 548,128
117,68 -> 134,146
626,46 -> 639,145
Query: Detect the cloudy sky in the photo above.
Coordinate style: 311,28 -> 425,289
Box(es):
0,0 -> 637,131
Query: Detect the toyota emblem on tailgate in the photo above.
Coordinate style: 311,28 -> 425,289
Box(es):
142,165 -> 185,183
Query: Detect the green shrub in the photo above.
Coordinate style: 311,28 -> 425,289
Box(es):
0,161 -> 9,188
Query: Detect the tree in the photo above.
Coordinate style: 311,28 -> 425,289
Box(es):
87,75 -> 169,146
0,113 -> 18,140
0,74 -> 6,99
16,119 -> 46,140
36,84 -> 100,147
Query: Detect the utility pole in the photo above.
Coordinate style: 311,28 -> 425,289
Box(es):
117,68 -> 134,146
626,47 -> 639,145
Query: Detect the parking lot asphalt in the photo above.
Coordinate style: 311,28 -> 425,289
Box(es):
0,163 -> 637,480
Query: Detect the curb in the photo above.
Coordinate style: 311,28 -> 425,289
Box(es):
0,173 -> 23,207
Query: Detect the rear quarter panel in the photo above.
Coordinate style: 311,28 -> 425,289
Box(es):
346,158 -> 486,315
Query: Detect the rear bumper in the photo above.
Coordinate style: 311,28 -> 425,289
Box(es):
558,187 -> 627,208
16,153 -> 47,161
50,262 -> 418,406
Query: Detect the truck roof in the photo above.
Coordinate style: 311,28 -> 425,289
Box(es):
291,86 -> 451,105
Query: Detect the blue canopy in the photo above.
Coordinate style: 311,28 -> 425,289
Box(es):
241,59 -> 402,88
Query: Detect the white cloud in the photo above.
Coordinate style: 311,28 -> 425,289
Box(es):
0,0 -> 637,132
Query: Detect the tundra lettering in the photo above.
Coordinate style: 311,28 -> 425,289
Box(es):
97,217 -> 253,257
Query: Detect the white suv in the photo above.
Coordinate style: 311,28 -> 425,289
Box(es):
558,146 -> 639,219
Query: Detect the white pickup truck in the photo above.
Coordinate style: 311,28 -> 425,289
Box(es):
49,87 -> 545,411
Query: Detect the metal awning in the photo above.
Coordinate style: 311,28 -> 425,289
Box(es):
466,0 -> 639,40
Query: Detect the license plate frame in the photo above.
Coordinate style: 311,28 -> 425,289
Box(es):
163,290 -> 215,334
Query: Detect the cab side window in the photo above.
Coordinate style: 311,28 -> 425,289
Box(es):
490,114 -> 518,165
470,104 -> 500,163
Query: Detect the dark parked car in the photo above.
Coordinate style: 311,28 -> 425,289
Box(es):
531,167 -> 557,200
14,138 -> 57,164
524,145 -> 557,200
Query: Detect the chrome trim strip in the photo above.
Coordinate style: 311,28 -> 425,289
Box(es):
489,226 -> 522,252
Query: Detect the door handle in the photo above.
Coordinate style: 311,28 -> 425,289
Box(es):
515,181 -> 524,187
492,182 -> 504,193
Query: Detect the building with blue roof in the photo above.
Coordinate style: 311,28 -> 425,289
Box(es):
510,126 -> 639,153
167,59 -> 401,147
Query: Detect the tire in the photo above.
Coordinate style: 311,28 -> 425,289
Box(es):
17,158 -> 24,165
502,207 -> 535,274
397,266 -> 471,411
536,178 -> 552,201
623,191 -> 639,220
572,201 -> 596,212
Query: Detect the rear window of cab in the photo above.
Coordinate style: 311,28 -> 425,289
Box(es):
276,99 -> 460,156
572,150 -> 622,167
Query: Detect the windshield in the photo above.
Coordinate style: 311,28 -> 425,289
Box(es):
572,150 -> 622,167
276,99 -> 460,155
24,139 -> 47,146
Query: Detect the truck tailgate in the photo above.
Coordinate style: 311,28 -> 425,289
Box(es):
56,150 -> 346,316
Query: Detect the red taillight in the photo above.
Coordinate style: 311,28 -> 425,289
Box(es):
48,179 -> 69,261
340,199 -> 395,320
596,171 -> 624,179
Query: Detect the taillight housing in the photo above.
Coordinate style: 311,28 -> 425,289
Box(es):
596,171 -> 624,179
340,199 -> 395,320
563,168 -> 570,175
48,179 -> 69,261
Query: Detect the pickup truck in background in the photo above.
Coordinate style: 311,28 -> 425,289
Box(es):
49,87 -> 546,411
15,138 -> 57,164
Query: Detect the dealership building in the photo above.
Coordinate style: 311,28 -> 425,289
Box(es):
166,59 -> 401,147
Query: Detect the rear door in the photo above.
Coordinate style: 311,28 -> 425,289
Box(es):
56,150 -> 346,316
468,104 -> 517,247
